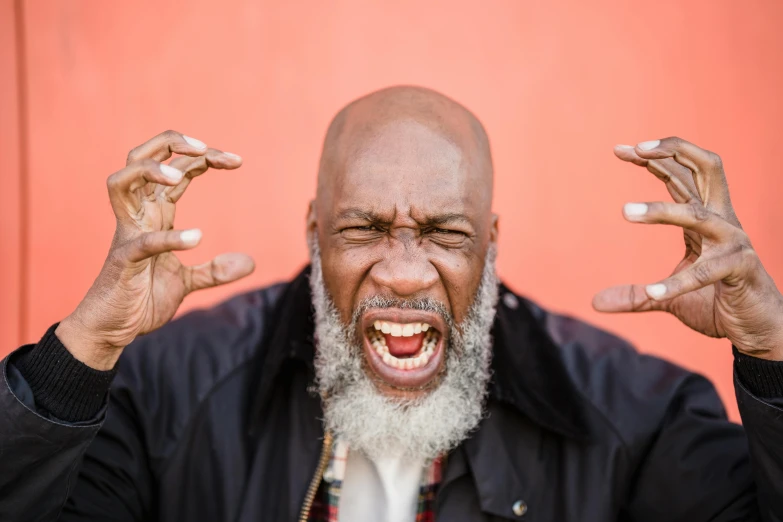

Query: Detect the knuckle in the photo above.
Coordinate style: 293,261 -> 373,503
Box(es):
162,129 -> 180,142
106,173 -> 122,192
691,262 -> 714,286
736,230 -> 752,248
737,245 -> 760,267
126,147 -> 141,165
688,203 -> 710,223
704,150 -> 723,170
666,136 -> 683,147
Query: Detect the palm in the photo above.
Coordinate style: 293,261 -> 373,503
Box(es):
128,193 -> 188,334
660,235 -> 721,337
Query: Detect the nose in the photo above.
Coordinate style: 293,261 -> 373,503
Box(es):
370,236 -> 439,298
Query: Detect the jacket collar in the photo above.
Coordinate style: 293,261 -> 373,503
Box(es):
248,267 -> 316,435
488,287 -> 596,440
250,266 -> 595,441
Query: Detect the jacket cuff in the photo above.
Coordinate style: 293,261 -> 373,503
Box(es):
733,346 -> 783,399
13,324 -> 117,422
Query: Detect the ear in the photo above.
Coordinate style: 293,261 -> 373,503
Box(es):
489,212 -> 499,245
306,200 -> 318,257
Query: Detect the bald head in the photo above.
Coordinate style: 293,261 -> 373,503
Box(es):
308,85 -> 499,342
308,88 -> 500,443
317,86 -> 493,204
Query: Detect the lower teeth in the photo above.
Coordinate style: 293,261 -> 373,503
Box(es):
369,330 -> 438,370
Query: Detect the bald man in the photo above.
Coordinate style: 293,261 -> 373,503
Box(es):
2,86 -> 783,522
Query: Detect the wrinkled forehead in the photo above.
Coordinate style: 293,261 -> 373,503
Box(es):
324,119 -> 491,220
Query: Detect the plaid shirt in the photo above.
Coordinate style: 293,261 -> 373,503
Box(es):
307,438 -> 443,522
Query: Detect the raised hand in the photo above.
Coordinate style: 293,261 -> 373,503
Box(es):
55,130 -> 255,369
593,137 -> 783,360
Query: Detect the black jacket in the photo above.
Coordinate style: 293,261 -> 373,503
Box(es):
2,267 -> 783,521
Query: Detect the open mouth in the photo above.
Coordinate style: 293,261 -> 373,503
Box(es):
368,323 -> 439,370
361,310 -> 447,391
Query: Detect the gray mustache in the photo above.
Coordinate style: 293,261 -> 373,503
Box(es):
351,295 -> 455,333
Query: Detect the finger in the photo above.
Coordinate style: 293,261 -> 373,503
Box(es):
623,201 -> 739,241
615,144 -> 700,204
614,144 -> 648,167
592,283 -> 664,313
643,254 -> 737,302
107,159 -> 185,216
632,137 -> 737,224
160,149 -> 243,203
126,130 -> 208,166
119,229 -> 203,263
183,252 -> 255,293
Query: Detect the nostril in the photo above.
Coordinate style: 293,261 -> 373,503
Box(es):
370,264 -> 439,297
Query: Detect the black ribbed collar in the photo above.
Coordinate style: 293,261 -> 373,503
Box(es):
249,266 -> 595,441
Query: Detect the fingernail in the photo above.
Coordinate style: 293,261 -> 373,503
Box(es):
637,140 -> 660,151
160,164 -> 183,182
223,152 -> 242,161
182,135 -> 207,150
615,144 -> 634,150
624,203 -> 648,216
180,229 -> 202,245
646,283 -> 667,299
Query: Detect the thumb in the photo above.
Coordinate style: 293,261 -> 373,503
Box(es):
183,253 -> 256,293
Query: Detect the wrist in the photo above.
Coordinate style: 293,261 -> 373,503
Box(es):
730,294 -> 783,361
735,346 -> 783,362
733,329 -> 783,362
55,314 -> 125,371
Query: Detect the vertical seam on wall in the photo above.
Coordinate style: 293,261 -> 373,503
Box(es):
14,0 -> 29,343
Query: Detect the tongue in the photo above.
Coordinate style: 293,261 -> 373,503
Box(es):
383,332 -> 425,357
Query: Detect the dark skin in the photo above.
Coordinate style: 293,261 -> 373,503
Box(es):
55,131 -> 255,370
57,87 -> 783,393
306,88 -> 497,396
308,88 -> 497,327
594,139 -> 783,358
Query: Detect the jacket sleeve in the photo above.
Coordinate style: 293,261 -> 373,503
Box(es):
621,367 -> 759,522
0,328 -> 153,522
621,348 -> 783,522
733,349 -> 783,520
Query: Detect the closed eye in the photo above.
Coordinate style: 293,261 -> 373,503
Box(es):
429,228 -> 466,236
426,227 -> 469,247
339,224 -> 386,242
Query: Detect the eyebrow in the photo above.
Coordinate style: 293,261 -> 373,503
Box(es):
420,213 -> 472,227
336,208 -> 388,222
335,208 -> 472,227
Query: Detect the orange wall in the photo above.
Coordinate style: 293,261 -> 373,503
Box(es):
0,0 -> 22,357
3,0 -> 783,421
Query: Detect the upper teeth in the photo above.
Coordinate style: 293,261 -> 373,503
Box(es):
368,329 -> 439,370
373,321 -> 431,337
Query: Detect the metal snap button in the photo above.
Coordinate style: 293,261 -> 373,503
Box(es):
503,293 -> 519,309
512,499 -> 527,516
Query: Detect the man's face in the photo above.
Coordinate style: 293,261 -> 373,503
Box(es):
312,118 -> 496,398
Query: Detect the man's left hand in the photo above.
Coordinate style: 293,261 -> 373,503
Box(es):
593,137 -> 783,360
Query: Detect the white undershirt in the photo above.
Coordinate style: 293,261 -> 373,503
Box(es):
338,449 -> 426,522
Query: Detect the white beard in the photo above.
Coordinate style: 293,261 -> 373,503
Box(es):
309,243 -> 499,461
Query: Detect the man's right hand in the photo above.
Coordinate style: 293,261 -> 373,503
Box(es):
54,130 -> 255,370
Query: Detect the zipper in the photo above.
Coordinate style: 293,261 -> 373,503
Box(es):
298,431 -> 334,522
